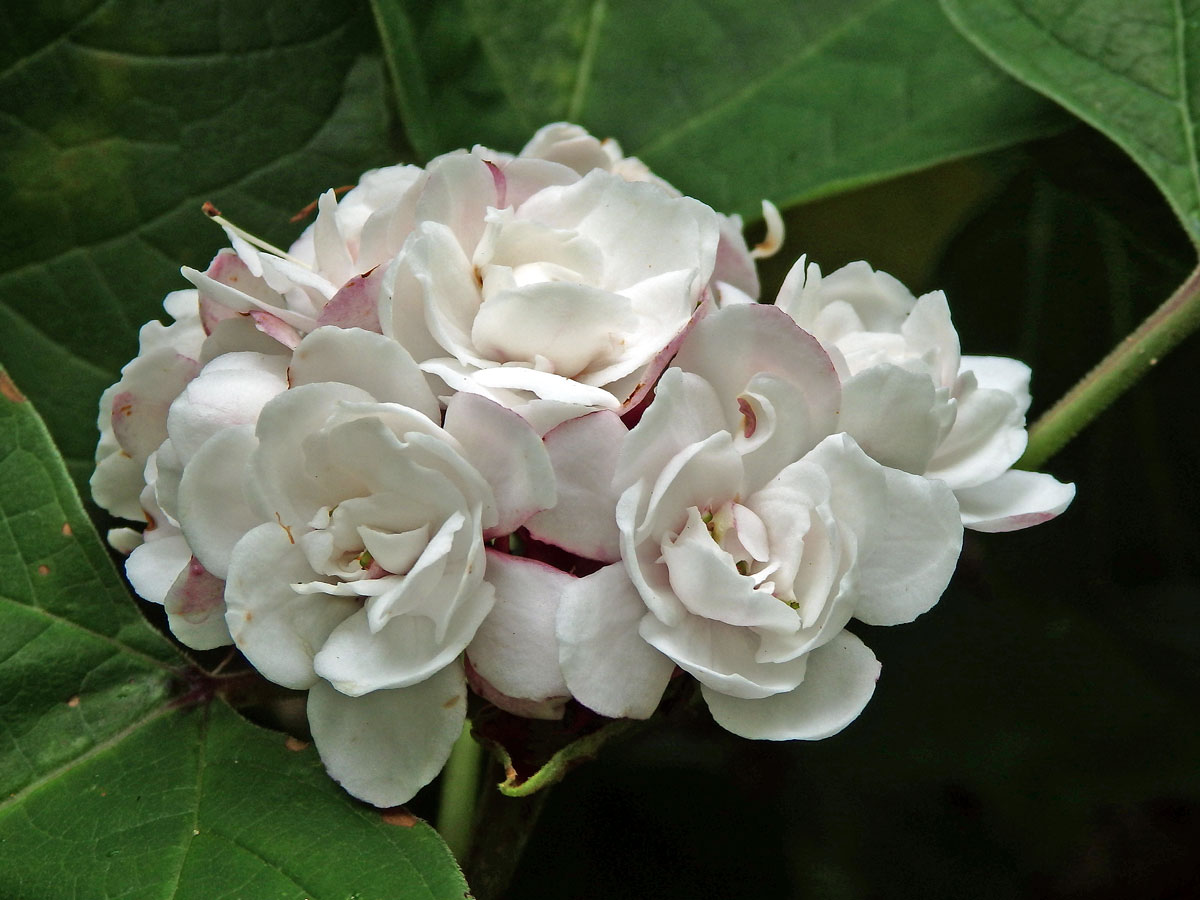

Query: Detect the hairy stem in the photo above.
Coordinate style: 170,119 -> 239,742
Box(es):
462,760 -> 552,900
1020,262 -> 1200,469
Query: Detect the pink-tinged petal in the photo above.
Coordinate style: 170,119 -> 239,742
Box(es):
927,374 -> 1026,489
467,551 -> 570,711
416,153 -> 498,253
195,250 -> 273,334
616,297 -> 710,416
108,349 -> 203,459
839,365 -> 948,475
701,630 -> 880,740
289,326 -> 439,421
314,581 -> 493,695
315,267 -> 384,333
525,411 -> 625,562
177,424 -> 259,580
672,304 -> 841,475
125,533 -> 191,606
307,661 -> 467,807
248,311 -> 302,350
443,392 -> 556,537
466,659 -> 567,720
497,157 -> 583,208
955,470 -> 1076,533
163,556 -> 231,650
182,264 -> 317,334
557,562 -> 675,719
712,212 -> 760,299
198,315 -> 295,361
853,466 -> 962,627
639,612 -> 809,700
225,523 -> 360,690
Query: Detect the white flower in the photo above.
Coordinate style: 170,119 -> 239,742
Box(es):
776,258 -> 1075,531
194,327 -> 556,806
531,305 -> 963,735
520,123 -> 776,305
122,349 -> 291,649
382,146 -> 723,422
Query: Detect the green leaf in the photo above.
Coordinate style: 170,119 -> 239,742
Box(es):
375,0 -> 1066,215
940,0 -> 1200,246
0,1 -> 402,493
0,374 -> 468,899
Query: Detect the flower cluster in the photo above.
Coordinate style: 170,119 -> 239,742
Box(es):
93,124 -> 1074,807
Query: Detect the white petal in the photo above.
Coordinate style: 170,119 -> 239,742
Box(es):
854,466 -> 963,626
307,662 -> 467,807
839,365 -> 948,475
177,424 -> 259,580
702,630 -> 880,740
443,392 -> 556,537
927,372 -> 1026,489
125,533 -> 191,606
525,411 -> 625,562
639,613 -> 808,700
557,562 -> 675,719
313,581 -> 493,695
467,551 -> 570,707
471,281 -> 636,378
516,170 -> 719,294
955,469 -> 1076,532
166,354 -> 288,460
289,326 -> 439,421
224,523 -> 360,690
91,450 -> 149,523
661,508 -> 798,633
962,355 -> 1031,412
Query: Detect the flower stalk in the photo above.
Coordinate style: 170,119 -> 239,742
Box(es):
437,721 -> 484,861
1020,262 -> 1200,469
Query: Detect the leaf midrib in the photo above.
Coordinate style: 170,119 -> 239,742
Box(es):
630,0 -> 896,157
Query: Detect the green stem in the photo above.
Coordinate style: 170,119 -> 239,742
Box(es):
437,721 -> 483,862
1020,262 -> 1200,470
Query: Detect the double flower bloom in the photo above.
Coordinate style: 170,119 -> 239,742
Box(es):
92,124 -> 1074,807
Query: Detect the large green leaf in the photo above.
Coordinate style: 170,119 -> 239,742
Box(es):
0,0 -> 401,492
0,373 -> 468,899
941,0 -> 1200,246
374,0 -> 1066,216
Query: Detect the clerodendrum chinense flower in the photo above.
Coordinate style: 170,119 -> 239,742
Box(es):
92,123 -> 1072,807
